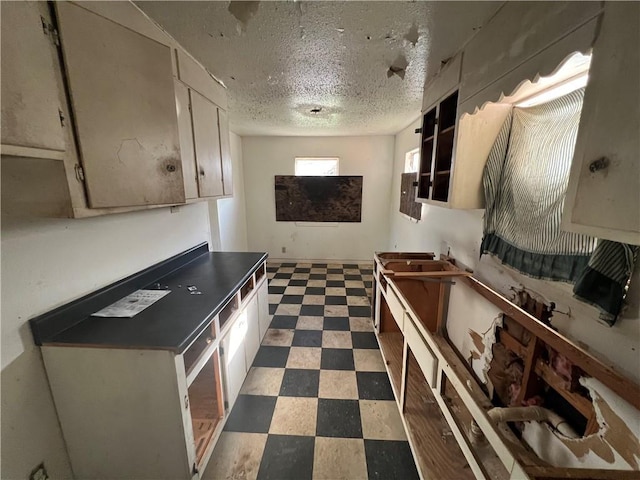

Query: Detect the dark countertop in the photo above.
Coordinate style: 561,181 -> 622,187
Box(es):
31,245 -> 267,353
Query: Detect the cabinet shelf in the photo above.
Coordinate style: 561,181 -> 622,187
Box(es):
422,135 -> 435,143
378,332 -> 404,397
438,125 -> 456,136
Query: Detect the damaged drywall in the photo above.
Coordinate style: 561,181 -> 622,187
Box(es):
387,54 -> 409,79
446,280 -> 504,385
521,378 -> 640,470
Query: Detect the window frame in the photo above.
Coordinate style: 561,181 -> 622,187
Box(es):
294,157 -> 340,176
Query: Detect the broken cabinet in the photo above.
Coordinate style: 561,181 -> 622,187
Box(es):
373,252 -> 640,479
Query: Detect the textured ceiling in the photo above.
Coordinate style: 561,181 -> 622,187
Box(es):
136,1 -> 503,136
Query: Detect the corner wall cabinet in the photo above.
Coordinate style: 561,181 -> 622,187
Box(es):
31,247 -> 268,479
417,88 -> 510,208
373,252 -> 640,479
1,1 -> 231,218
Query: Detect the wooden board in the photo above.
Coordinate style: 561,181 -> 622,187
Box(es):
404,350 -> 475,480
378,332 -> 404,396
274,175 -> 362,222
399,172 -> 422,220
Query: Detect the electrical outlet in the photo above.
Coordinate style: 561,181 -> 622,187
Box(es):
281,246 -> 286,253
29,463 -> 48,480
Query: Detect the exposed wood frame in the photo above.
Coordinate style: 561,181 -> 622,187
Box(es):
442,261 -> 640,411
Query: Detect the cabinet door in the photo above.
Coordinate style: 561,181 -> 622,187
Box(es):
257,280 -> 270,341
222,317 -> 247,410
174,81 -> 198,200
55,2 -> 184,208
0,2 -> 66,153
191,90 -> 224,198
563,2 -> 640,245
218,109 -> 233,196
244,297 -> 261,368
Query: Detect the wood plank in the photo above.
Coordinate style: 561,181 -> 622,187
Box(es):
453,273 -> 640,411
525,465 -> 640,479
440,375 -> 510,480
404,350 -> 475,480
534,360 -> 594,419
377,332 -> 404,397
516,338 -> 544,405
499,329 -> 528,359
388,270 -> 472,278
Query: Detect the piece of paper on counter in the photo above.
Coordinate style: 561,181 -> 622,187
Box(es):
91,290 -> 171,318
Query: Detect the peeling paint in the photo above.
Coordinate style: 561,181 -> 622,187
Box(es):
228,1 -> 260,33
468,315 -> 502,385
404,24 -> 420,46
387,54 -> 409,79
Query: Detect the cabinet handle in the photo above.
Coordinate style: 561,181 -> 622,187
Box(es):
184,394 -> 189,410
206,336 -> 213,344
199,168 -> 205,176
166,164 -> 176,173
589,157 -> 610,173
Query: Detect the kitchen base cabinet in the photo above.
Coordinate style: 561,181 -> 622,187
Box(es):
36,250 -> 268,479
42,347 -> 198,480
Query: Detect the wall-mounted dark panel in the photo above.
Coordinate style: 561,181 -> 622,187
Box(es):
275,175 -> 363,222
400,172 -> 422,220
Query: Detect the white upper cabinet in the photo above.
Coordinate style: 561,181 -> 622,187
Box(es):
562,2 -> 640,245
0,2 -> 66,156
191,90 -> 224,198
55,2 -> 184,208
218,109 -> 233,197
174,80 -> 199,200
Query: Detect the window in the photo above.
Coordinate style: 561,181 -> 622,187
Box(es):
295,157 -> 339,176
404,148 -> 420,173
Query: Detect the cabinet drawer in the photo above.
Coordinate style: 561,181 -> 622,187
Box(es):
405,314 -> 437,387
386,285 -> 405,332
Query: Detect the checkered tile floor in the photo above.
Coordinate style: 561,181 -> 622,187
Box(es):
203,262 -> 420,480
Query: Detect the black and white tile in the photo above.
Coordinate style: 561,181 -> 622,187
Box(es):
204,262 -> 419,480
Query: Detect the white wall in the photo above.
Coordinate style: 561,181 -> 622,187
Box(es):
243,136 -> 394,262
388,119 -> 640,384
217,132 -> 249,252
1,203 -> 211,479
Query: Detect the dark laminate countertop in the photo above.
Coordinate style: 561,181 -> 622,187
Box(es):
30,245 -> 267,353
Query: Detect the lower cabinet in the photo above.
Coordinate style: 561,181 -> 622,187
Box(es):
42,262 -> 268,479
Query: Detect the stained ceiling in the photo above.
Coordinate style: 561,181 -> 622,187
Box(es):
136,1 -> 504,136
